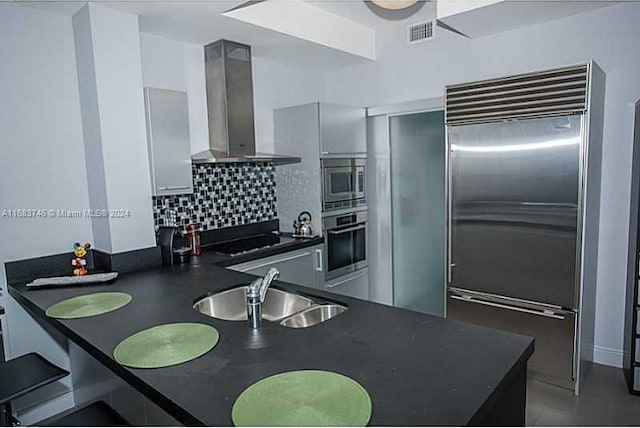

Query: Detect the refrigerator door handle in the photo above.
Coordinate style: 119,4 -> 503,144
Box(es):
450,294 -> 566,320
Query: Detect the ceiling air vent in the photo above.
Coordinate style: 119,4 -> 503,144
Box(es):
408,20 -> 434,44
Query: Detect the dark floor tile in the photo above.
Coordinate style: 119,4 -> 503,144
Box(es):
529,380 -> 577,410
527,364 -> 640,426
534,410 -> 572,426
605,395 -> 640,426
581,364 -> 629,398
527,404 -> 543,426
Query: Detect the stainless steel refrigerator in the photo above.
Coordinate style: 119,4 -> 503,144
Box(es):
445,63 -> 605,394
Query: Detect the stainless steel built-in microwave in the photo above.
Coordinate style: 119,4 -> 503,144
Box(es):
321,158 -> 366,212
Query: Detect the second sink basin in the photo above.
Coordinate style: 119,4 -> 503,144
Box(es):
194,286 -> 314,322
280,304 -> 347,328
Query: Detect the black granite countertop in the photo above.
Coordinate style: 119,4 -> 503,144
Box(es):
8,247 -> 533,426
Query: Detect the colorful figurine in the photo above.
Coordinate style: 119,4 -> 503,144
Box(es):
72,242 -> 91,276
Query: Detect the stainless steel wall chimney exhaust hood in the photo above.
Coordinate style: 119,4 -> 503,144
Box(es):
192,39 -> 300,165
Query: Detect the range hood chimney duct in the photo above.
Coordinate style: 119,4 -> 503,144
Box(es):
192,39 -> 300,165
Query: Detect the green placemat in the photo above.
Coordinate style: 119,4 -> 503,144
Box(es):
46,292 -> 132,319
232,370 -> 372,427
113,323 -> 219,369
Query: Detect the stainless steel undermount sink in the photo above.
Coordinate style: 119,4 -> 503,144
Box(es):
193,285 -> 347,328
279,304 -> 347,329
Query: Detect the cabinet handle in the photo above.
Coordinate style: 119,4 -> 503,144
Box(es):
446,140 -> 452,285
449,294 -> 566,320
315,249 -> 323,272
322,151 -> 366,155
159,185 -> 191,191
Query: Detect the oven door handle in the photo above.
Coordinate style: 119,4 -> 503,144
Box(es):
327,225 -> 366,235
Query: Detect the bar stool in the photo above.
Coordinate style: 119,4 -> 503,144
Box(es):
0,353 -> 69,426
0,353 -> 128,426
39,401 -> 129,426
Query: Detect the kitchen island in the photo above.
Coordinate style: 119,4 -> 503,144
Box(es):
8,255 -> 533,426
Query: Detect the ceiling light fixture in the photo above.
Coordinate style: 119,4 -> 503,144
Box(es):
371,0 -> 418,10
365,0 -> 470,38
365,0 -> 425,20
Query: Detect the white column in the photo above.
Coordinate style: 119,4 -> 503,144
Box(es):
72,4 -> 156,253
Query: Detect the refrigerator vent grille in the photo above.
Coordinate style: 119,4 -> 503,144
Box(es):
445,64 -> 589,125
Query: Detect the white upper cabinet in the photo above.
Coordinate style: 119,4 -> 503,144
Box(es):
144,88 -> 194,197
319,103 -> 366,157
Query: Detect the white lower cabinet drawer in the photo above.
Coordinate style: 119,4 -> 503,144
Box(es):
324,269 -> 369,300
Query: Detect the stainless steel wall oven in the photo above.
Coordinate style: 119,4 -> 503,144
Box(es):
323,211 -> 367,280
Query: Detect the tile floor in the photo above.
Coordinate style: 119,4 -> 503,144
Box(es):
528,364 -> 640,426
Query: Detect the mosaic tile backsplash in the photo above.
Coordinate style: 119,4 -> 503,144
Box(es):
152,163 -> 277,231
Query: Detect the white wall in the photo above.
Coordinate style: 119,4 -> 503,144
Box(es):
252,56 -> 326,153
139,32 -> 209,154
323,2 -> 640,367
183,43 -> 210,155
140,35 -> 327,243
140,32 -> 188,91
0,3 -> 93,268
0,2 -> 90,420
139,33 -> 326,155
72,5 -> 112,252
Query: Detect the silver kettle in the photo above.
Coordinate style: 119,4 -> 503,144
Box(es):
293,211 -> 314,238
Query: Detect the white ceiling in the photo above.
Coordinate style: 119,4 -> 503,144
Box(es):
437,0 -> 614,38
308,0 -> 435,28
15,0 -> 374,70
15,0 -> 616,70
223,1 -> 377,60
13,0 -> 86,16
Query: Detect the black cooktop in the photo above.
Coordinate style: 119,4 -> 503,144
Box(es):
207,234 -> 290,257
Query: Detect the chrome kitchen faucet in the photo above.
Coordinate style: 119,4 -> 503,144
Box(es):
246,267 -> 280,329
